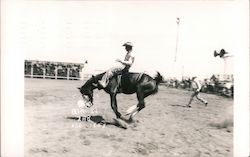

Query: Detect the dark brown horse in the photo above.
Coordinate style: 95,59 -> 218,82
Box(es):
78,72 -> 163,121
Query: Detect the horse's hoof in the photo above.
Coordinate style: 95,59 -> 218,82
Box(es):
113,118 -> 127,129
116,113 -> 122,119
120,116 -> 127,121
128,117 -> 135,123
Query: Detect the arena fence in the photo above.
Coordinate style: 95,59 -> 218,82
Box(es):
25,60 -> 86,80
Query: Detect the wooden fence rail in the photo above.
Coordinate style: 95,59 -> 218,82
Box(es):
24,60 -> 86,80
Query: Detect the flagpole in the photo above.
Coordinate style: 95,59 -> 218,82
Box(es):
173,17 -> 181,79
174,17 -> 180,62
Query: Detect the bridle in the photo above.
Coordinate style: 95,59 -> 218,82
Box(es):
81,95 -> 93,108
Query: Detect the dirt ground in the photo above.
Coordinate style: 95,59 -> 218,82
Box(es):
25,78 -> 233,157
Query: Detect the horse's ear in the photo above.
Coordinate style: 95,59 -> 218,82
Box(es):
92,75 -> 97,82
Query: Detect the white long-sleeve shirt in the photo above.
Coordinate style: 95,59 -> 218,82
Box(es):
191,77 -> 202,91
114,52 -> 134,70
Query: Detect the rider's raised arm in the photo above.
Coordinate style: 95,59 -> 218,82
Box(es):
118,56 -> 135,66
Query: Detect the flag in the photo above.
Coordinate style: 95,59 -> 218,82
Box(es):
176,17 -> 180,24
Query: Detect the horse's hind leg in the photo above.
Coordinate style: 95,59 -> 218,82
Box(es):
129,83 -> 155,121
128,86 -> 146,121
136,83 -> 155,110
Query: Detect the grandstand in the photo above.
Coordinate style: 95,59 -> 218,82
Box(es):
24,60 -> 87,80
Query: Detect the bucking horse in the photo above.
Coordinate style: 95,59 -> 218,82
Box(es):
78,71 -> 163,125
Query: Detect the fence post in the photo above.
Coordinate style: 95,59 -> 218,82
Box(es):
55,64 -> 58,80
43,62 -> 46,79
31,62 -> 33,78
67,67 -> 70,80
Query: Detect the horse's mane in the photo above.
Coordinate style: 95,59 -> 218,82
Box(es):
82,72 -> 105,88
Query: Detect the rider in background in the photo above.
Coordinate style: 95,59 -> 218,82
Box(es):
97,42 -> 135,89
186,76 -> 208,107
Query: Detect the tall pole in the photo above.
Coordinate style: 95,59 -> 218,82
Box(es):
174,17 -> 180,62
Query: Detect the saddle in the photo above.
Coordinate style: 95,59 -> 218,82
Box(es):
115,72 -> 144,93
94,72 -> 144,92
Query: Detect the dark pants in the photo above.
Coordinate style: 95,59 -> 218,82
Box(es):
188,90 -> 207,105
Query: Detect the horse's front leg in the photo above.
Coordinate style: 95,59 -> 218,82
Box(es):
110,93 -> 121,119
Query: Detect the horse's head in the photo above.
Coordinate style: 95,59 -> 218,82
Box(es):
78,86 -> 94,108
77,74 -> 102,107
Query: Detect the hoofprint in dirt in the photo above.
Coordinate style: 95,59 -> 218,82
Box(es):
25,78 -> 233,157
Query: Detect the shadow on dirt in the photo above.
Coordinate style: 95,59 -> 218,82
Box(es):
66,116 -> 80,120
66,115 -> 127,129
208,119 -> 233,130
171,104 -> 189,108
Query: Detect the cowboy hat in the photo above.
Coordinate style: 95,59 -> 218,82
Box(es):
122,42 -> 133,47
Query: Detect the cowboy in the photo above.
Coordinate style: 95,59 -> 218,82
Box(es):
186,76 -> 208,107
97,42 -> 135,88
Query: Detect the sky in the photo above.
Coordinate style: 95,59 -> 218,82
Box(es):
16,0 -> 241,78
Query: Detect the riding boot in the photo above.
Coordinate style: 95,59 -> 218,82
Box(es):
98,80 -> 107,89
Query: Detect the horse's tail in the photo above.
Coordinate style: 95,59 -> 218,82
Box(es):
154,71 -> 163,85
